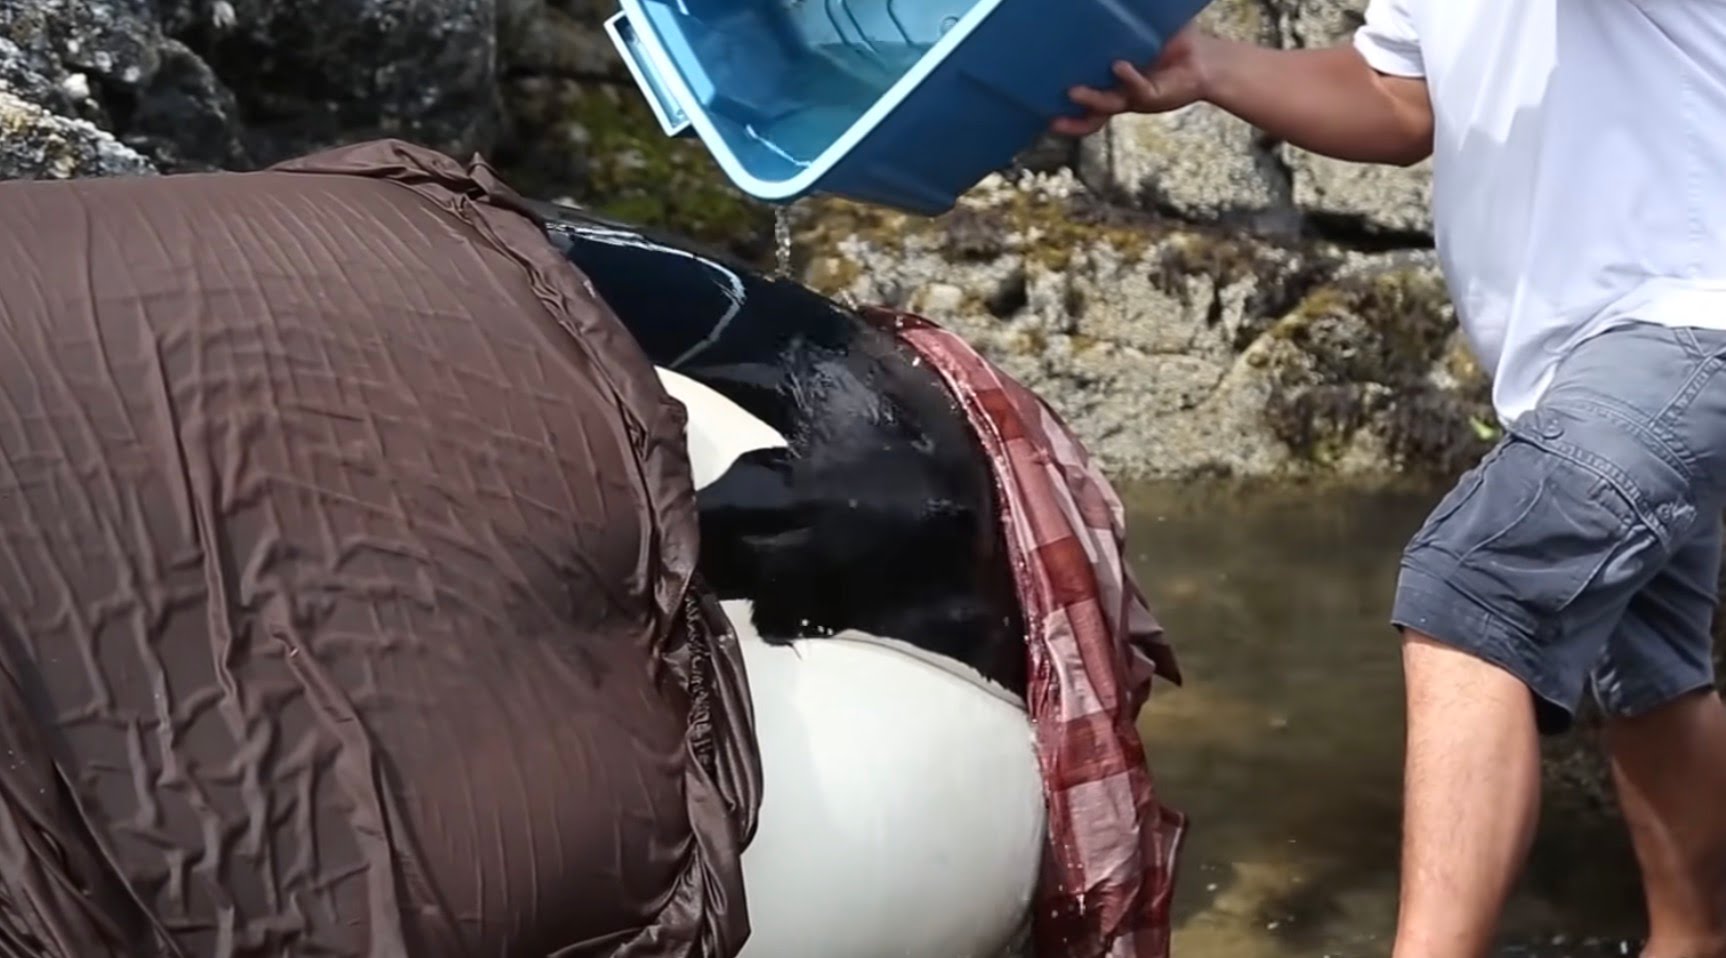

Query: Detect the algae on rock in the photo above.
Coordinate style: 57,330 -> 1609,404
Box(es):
1255,266 -> 1490,474
795,169 -> 1490,481
497,77 -> 774,262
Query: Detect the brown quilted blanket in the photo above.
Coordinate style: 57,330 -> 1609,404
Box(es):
0,139 -> 761,958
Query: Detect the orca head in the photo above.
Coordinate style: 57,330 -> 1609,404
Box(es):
537,204 -> 1028,698
670,343 -> 1030,700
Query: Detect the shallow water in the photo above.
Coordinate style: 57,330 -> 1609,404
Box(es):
1123,479 -> 1647,958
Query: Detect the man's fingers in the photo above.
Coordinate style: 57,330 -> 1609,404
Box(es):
1068,84 -> 1127,114
1110,60 -> 1165,106
1050,113 -> 1110,137
1054,57 -> 1179,137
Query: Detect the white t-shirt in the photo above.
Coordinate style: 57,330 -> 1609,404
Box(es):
1354,0 -> 1726,422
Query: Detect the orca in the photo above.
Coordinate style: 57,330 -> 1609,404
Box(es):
532,200 -> 1028,700
530,201 -> 1045,958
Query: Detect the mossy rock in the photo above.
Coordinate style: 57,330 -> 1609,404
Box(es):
794,171 -> 1177,301
496,78 -> 774,263
1260,266 -> 1492,474
1147,228 -> 1330,347
1194,0 -> 1279,44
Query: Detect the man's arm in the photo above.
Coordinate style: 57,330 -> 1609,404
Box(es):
1202,37 -> 1433,166
1057,30 -> 1434,168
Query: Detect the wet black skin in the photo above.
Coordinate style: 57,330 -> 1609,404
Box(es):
526,199 -> 1028,698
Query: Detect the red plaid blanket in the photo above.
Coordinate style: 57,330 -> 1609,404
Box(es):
862,307 -> 1186,958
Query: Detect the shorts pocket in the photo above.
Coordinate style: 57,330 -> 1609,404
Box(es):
1446,439 -> 1642,633
1405,443 -> 1499,552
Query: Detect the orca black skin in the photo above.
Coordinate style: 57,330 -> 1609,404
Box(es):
527,200 -> 1028,698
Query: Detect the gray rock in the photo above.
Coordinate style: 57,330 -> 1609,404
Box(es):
0,0 -> 509,180
1286,147 -> 1433,235
1268,0 -> 1367,49
1066,0 -> 1429,237
156,0 -> 498,165
0,36 -> 80,118
794,173 -> 1487,480
1195,0 -> 1283,46
0,88 -> 156,178
498,0 -> 547,55
517,0 -> 626,80
0,0 -> 243,172
1067,0 -> 1283,221
1267,0 -> 1435,236
1076,105 -> 1286,222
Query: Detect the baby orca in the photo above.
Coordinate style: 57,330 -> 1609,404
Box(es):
530,200 -> 1028,699
530,200 -> 1045,958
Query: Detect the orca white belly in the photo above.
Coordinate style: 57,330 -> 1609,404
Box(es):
724,601 -> 1045,958
654,366 -> 1044,956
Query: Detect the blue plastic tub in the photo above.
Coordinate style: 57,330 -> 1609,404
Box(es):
604,0 -> 1213,215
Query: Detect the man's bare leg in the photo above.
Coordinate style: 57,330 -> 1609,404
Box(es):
1391,630 -> 1544,958
1606,688 -> 1726,958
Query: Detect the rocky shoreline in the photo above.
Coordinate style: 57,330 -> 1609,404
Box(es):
0,0 -> 1492,482
789,172 -> 1487,480
776,0 -> 1494,481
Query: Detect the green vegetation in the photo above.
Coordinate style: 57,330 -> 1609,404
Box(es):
1261,267 -> 1493,475
498,79 -> 774,263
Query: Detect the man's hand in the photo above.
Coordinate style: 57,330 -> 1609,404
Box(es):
1052,27 -> 1211,137
1049,29 -> 1434,168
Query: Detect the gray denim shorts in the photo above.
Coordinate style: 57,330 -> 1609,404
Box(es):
1394,321 -> 1726,734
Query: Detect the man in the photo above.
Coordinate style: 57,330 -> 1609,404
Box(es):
1056,3 -> 1726,957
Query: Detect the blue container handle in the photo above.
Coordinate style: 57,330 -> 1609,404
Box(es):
604,12 -> 695,138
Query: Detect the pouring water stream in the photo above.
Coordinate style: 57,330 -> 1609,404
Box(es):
773,204 -> 794,278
